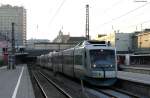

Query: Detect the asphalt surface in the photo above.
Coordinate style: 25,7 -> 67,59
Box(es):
0,65 -> 35,98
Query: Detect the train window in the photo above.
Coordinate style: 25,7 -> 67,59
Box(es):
116,38 -> 119,40
63,54 -> 73,65
90,49 -> 115,68
85,51 -> 87,58
78,42 -> 83,46
75,55 -> 82,65
84,51 -> 87,67
88,40 -> 105,44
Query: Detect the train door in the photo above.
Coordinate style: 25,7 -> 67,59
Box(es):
74,48 -> 84,78
58,52 -> 63,73
53,53 -> 59,73
84,49 -> 90,71
63,49 -> 74,77
61,52 -> 64,73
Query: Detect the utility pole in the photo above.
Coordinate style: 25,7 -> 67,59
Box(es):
11,22 -> 15,69
85,4 -> 89,40
8,22 -> 16,69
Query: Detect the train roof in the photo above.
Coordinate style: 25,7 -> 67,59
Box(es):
75,40 -> 112,48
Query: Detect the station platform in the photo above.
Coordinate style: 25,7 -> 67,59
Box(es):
117,71 -> 150,85
120,65 -> 150,70
0,66 -> 7,69
0,64 -> 35,98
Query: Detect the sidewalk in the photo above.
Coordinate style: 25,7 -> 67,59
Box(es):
0,64 -> 35,98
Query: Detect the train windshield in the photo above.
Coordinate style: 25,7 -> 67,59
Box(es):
90,49 -> 115,68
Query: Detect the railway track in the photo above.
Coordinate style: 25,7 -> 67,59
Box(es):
92,87 -> 140,98
32,70 -> 73,98
110,87 -> 140,98
32,71 -> 47,98
32,67 -> 141,98
94,88 -> 117,98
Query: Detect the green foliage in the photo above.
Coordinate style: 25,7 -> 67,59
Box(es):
0,60 -> 3,66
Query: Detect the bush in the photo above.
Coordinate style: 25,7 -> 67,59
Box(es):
0,60 -> 3,66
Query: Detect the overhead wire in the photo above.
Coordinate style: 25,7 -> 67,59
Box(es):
111,4 -> 150,30
49,0 -> 67,26
102,0 -> 124,14
112,1 -> 150,31
90,0 -> 127,33
121,19 -> 150,29
94,1 -> 150,31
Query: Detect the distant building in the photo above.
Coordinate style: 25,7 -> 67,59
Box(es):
53,30 -> 70,43
53,30 -> 86,44
27,38 -> 78,50
26,39 -> 50,49
34,42 -> 76,51
67,37 -> 87,44
0,5 -> 26,46
132,29 -> 150,54
97,34 -> 107,38
96,32 -> 133,53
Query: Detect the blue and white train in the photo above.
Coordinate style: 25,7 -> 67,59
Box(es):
37,40 -> 117,86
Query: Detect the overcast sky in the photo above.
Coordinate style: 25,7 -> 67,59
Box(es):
1,0 -> 150,41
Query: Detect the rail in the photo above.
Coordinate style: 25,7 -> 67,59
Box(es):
110,87 -> 140,98
94,88 -> 117,98
39,71 -> 73,98
32,71 -> 48,98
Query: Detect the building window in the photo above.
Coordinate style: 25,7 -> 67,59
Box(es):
116,38 -> 119,40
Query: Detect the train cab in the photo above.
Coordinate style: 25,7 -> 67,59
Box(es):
75,40 -> 117,86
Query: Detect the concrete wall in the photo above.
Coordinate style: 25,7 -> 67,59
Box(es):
96,32 -> 133,53
115,33 -> 132,52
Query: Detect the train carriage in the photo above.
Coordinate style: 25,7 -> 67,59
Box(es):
37,40 -> 117,86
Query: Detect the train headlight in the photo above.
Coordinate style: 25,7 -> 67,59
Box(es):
110,65 -> 113,67
92,64 -> 96,68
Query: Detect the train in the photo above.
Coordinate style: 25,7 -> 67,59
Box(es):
37,40 -> 117,86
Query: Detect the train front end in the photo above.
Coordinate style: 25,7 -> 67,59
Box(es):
84,42 -> 117,86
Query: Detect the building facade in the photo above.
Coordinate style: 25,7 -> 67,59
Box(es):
26,39 -> 50,49
0,5 -> 26,46
96,32 -> 133,53
34,42 -> 76,51
133,29 -> 150,54
53,30 -> 70,43
53,30 -> 86,44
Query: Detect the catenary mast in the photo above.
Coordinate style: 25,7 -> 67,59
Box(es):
85,4 -> 89,40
